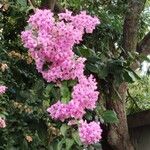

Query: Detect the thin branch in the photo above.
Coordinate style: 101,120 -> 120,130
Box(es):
127,90 -> 141,110
30,0 -> 37,7
28,0 -> 36,12
54,2 -> 64,13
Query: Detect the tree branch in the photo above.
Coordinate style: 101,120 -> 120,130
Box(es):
54,2 -> 64,13
30,0 -> 36,7
41,0 -> 64,12
41,0 -> 57,11
28,0 -> 36,11
137,31 -> 150,55
122,0 -> 146,57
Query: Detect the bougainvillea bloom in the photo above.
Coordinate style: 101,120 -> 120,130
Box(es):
0,85 -> 7,95
0,118 -> 6,128
79,120 -> 102,145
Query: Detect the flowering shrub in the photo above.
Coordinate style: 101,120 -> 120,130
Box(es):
0,85 -> 7,129
0,85 -> 7,95
79,120 -> 102,145
21,9 -> 102,146
21,9 -> 99,82
0,117 -> 6,128
1,1 -> 147,149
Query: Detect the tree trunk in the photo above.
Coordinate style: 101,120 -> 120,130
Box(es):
106,83 -> 134,150
106,0 -> 146,150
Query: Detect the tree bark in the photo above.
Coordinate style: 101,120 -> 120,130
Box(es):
122,0 -> 146,56
40,0 -> 64,12
41,0 -> 57,11
106,83 -> 134,150
137,31 -> 150,55
107,0 -> 146,150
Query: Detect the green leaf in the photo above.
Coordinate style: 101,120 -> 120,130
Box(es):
88,56 -> 100,63
33,131 -> 41,146
98,63 -> 108,79
60,83 -> 71,104
86,59 -> 112,80
17,0 -> 27,7
60,124 -> 69,137
123,68 -> 140,83
102,110 -> 118,123
65,138 -> 74,150
0,114 -> 6,119
93,143 -> 102,150
44,84 -> 54,97
48,144 -> 54,150
85,112 -> 93,120
76,46 -> 95,58
67,80 -> 77,87
34,80 -> 44,91
2,111 -> 8,116
127,68 -> 141,80
86,63 -> 99,73
57,139 -> 65,150
21,140 -> 28,150
123,70 -> 135,83
72,131 -> 82,146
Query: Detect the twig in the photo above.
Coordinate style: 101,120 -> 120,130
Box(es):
28,0 -> 36,12
127,89 -> 141,110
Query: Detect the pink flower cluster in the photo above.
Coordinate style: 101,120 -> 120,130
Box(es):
21,9 -> 102,145
59,10 -> 100,33
72,75 -> 99,110
0,85 -> 7,95
79,120 -> 102,145
47,75 -> 99,121
0,117 -> 6,128
21,9 -> 99,82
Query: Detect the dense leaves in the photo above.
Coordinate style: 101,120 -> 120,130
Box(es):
127,75 -> 150,114
0,0 -> 150,149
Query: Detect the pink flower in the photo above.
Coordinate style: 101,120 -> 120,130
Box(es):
72,75 -> 99,110
0,117 -> 6,128
47,101 -> 69,122
67,100 -> 86,119
47,100 -> 86,121
28,9 -> 55,31
0,85 -> 7,95
68,119 -> 78,126
79,120 -> 102,145
58,9 -> 73,21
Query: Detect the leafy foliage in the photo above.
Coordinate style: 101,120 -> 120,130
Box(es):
127,75 -> 150,114
0,0 -> 150,149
